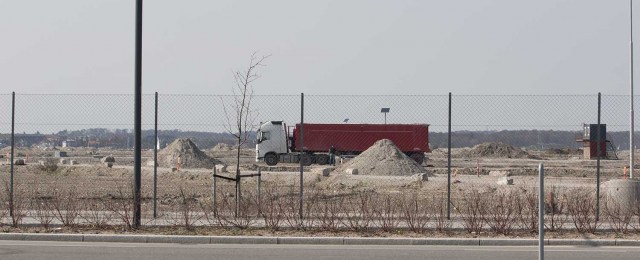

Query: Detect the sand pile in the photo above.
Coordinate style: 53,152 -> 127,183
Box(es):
334,139 -> 427,176
156,138 -> 222,169
212,143 -> 233,152
461,142 -> 529,158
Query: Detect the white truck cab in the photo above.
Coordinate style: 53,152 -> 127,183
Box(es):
256,121 -> 289,165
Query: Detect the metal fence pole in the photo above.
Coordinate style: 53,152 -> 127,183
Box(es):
447,92 -> 452,220
9,92 -> 15,217
631,0 -> 635,180
299,93 -> 304,219
539,163 -> 545,260
153,92 -> 158,218
596,93 -> 601,222
133,0 -> 143,229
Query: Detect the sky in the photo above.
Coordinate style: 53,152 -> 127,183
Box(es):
0,0 -> 636,96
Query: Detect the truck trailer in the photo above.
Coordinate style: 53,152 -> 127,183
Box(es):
256,121 -> 430,166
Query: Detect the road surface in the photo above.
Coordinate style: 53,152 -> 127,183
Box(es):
1,241 -> 639,260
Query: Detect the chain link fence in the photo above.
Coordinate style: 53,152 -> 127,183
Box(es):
0,93 -> 638,233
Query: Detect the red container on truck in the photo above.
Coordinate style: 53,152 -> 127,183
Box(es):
256,121 -> 430,166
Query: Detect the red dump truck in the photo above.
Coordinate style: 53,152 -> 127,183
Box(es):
256,121 -> 430,166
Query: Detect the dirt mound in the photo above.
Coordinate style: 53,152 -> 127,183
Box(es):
156,138 -> 221,169
334,139 -> 427,176
543,148 -> 582,156
212,143 -> 233,152
461,142 -> 529,158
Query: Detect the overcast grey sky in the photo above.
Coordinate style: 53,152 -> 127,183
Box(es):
0,0 -> 635,95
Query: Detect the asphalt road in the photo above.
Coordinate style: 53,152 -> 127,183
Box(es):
1,241 -> 640,260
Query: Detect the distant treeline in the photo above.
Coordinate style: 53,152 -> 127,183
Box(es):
0,128 -> 632,151
429,130 -> 630,150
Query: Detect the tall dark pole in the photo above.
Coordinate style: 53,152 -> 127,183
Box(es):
631,0 -> 635,179
299,93 -> 304,219
596,93 -> 601,221
153,92 -> 158,218
9,92 -> 15,217
447,92 -> 452,220
133,0 -> 143,228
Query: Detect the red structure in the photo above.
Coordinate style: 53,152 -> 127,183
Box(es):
291,123 -> 430,161
576,124 -> 608,159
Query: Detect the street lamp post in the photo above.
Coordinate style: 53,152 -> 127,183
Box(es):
381,108 -> 390,124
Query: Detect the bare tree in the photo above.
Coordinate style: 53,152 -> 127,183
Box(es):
222,52 -> 270,216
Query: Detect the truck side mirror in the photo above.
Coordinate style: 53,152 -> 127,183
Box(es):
256,132 -> 263,144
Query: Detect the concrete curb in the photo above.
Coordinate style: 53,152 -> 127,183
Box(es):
0,233 -> 637,246
548,239 -> 616,246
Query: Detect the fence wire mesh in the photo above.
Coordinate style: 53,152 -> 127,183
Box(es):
0,93 -> 638,233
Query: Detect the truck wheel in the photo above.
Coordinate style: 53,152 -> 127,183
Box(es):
264,153 -> 279,166
300,154 -> 313,166
409,153 -> 425,165
316,154 -> 329,165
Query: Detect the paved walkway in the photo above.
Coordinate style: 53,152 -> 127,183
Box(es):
0,233 -> 638,246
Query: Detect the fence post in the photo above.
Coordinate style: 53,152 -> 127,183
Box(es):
257,167 -> 262,214
213,164 -> 217,211
299,93 -> 305,219
596,92 -> 601,222
236,169 -> 241,218
153,92 -> 158,218
539,163 -> 545,260
9,92 -> 15,217
447,92 -> 452,220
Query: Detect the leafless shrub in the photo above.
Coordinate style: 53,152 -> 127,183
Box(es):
218,189 -> 258,229
81,199 -> 112,228
5,183 -> 26,228
104,186 -> 133,230
485,190 -> 517,235
259,186 -> 284,231
400,194 -> 429,233
211,193 -> 235,227
281,186 -> 312,230
0,198 -> 7,226
604,199 -> 633,234
50,189 -> 81,226
199,198 -> 217,227
634,203 -> 640,232
516,190 -> 538,233
168,188 -> 202,230
373,194 -> 401,232
341,192 -> 374,232
544,189 -> 567,232
456,189 -> 487,234
313,195 -> 342,232
31,198 -> 55,229
564,189 -> 599,233
431,194 -> 451,232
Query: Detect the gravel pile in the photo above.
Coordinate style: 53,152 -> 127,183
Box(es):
460,142 -> 529,158
156,138 -> 221,169
334,139 -> 427,176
